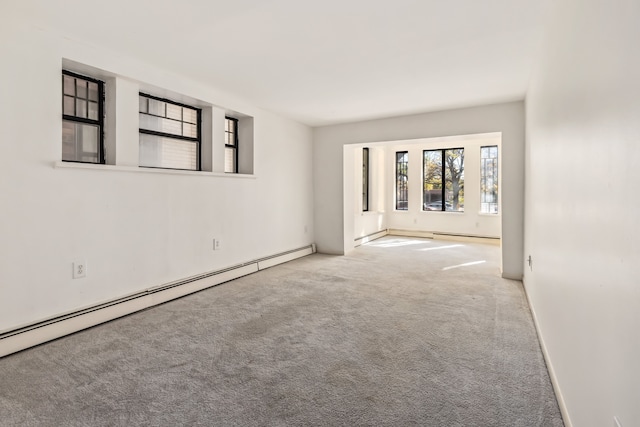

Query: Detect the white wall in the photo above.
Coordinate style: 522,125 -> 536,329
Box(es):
351,146 -> 387,241
524,1 -> 640,426
0,16 -> 314,332
314,102 -> 524,279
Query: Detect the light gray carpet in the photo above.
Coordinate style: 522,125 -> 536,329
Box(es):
0,236 -> 563,426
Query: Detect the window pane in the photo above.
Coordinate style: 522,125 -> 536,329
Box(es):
76,79 -> 87,99
395,151 -> 408,210
148,99 -> 165,116
183,108 -> 198,124
166,103 -> 182,121
183,123 -> 197,138
82,126 -> 98,154
138,95 -> 200,170
88,101 -> 99,120
63,75 -> 75,96
480,146 -> 499,214
62,120 -> 99,163
444,148 -> 464,212
225,147 -> 237,173
76,99 -> 87,118
226,131 -> 235,146
62,121 -> 77,160
139,133 -> 197,170
88,82 -> 99,101
63,95 -> 75,116
139,113 -> 182,136
423,150 -> 443,210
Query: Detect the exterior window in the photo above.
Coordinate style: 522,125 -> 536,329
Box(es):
138,93 -> 201,171
480,146 -> 499,213
395,151 -> 408,210
62,71 -> 104,164
363,148 -> 369,211
225,117 -> 238,173
423,148 -> 464,212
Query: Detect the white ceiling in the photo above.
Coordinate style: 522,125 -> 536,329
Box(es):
17,0 -> 549,127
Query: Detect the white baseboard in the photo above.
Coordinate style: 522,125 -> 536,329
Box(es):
0,245 -> 314,358
522,278 -> 573,427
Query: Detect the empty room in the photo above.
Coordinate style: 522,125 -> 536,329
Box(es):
0,0 -> 638,426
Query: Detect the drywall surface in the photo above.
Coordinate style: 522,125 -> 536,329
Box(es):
0,16 -> 314,331
524,0 -> 640,425
314,102 -> 524,278
351,146 -> 387,244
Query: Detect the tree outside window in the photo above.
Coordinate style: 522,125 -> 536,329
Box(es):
423,148 -> 464,212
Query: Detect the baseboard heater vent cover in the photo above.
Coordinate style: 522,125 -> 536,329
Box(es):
354,229 -> 389,246
0,244 -> 315,358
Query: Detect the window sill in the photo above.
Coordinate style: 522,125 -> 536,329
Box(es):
478,212 -> 500,217
54,162 -> 256,179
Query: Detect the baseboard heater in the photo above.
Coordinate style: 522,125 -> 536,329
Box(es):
0,244 -> 316,358
354,229 -> 389,246
388,229 -> 500,245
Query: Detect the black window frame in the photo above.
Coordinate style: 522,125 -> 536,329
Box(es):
62,70 -> 105,164
138,92 -> 202,171
225,117 -> 239,173
395,151 -> 409,211
363,147 -> 369,212
422,148 -> 465,212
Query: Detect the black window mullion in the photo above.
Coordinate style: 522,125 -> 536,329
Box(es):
139,92 -> 197,110
83,80 -> 88,119
234,119 -> 238,173
197,109 -> 202,172
73,77 -> 78,116
139,128 -> 198,142
62,115 -> 100,126
98,80 -> 105,162
363,148 -> 369,212
441,150 -> 446,211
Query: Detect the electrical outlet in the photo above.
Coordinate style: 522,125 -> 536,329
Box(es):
73,260 -> 86,279
213,238 -> 221,250
215,239 -> 221,250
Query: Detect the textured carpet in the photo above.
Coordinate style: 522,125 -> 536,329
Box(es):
0,236 -> 563,426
